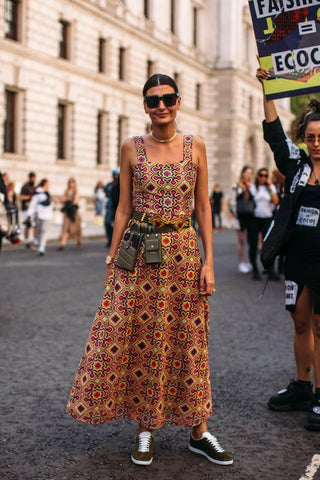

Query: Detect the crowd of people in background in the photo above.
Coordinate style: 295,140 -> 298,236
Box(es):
1,163 -> 283,278
0,168 -> 121,255
227,164 -> 285,280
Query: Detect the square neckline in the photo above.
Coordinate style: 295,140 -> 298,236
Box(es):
133,135 -> 197,168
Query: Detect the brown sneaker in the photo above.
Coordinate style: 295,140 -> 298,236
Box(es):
131,431 -> 154,466
189,432 -> 233,465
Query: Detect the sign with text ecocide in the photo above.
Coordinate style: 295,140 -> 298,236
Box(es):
248,0 -> 320,99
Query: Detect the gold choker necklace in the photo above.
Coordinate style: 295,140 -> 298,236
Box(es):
151,131 -> 177,143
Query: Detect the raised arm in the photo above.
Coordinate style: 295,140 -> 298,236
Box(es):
256,66 -> 278,123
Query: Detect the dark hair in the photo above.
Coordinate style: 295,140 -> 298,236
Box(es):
255,168 -> 268,187
142,73 -> 179,97
29,171 -> 36,178
38,178 -> 48,187
292,99 -> 320,142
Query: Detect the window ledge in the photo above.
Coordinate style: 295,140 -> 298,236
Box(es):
2,152 -> 27,161
56,158 -> 74,165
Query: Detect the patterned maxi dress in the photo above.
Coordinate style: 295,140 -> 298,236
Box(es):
66,135 -> 213,429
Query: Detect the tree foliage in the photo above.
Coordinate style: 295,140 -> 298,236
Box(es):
291,93 -> 320,116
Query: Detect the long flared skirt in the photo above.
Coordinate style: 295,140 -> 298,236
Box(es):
66,228 -> 213,429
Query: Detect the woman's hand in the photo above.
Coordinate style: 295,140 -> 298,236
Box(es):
256,66 -> 271,84
200,264 -> 215,296
104,263 -> 113,287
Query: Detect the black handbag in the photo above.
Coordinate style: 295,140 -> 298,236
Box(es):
236,198 -> 255,215
260,195 -> 296,269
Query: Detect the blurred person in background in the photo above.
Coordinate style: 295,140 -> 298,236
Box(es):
210,184 -> 224,230
104,168 -> 120,248
57,178 -> 82,251
6,179 -> 17,209
20,172 -> 37,249
0,172 -> 20,250
27,179 -> 54,256
249,168 -> 279,280
94,180 -> 105,216
231,166 -> 254,273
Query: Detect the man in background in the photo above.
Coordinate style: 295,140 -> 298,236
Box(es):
20,172 -> 37,248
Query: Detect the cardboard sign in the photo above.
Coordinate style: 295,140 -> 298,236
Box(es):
248,0 -> 320,99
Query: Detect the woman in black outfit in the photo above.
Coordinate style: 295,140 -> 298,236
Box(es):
257,67 -> 320,431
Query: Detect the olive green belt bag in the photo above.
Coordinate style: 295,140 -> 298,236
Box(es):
116,216 -> 191,271
144,232 -> 162,264
116,227 -> 162,271
116,230 -> 143,271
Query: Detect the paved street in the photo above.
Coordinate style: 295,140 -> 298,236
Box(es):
1,230 -> 319,480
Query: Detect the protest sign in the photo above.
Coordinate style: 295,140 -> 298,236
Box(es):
248,0 -> 320,99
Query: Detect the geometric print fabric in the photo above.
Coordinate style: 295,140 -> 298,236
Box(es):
66,135 -> 213,429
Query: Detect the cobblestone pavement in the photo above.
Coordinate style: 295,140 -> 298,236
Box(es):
1,231 -> 319,480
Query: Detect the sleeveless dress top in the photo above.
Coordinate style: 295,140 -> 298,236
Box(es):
66,135 -> 213,429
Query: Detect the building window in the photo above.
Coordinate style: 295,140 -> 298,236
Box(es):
193,7 -> 198,47
249,95 -> 254,120
174,72 -> 180,89
57,102 -> 72,160
195,83 -> 201,111
147,60 -> 154,79
144,0 -> 150,19
58,19 -> 70,59
170,0 -> 176,34
98,37 -> 106,73
57,103 -> 66,159
117,116 -> 128,164
119,47 -> 126,80
5,0 -> 21,41
97,111 -> 108,165
4,90 -> 17,153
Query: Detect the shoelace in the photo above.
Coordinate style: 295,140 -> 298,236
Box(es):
138,432 -> 152,452
202,432 -> 225,453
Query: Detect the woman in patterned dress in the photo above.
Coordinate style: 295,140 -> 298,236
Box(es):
66,74 -> 233,466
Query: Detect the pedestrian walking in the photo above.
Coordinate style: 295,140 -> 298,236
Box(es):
257,66 -> 320,431
248,168 -> 279,280
26,179 -> 54,256
104,169 -> 120,247
6,180 -> 17,208
66,73 -> 233,466
57,178 -> 82,251
232,166 -> 254,273
210,184 -> 224,229
94,181 -> 105,216
20,172 -> 37,249
0,172 -> 20,251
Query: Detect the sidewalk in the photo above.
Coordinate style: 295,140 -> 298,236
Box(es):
2,219 -> 106,250
46,219 -> 105,243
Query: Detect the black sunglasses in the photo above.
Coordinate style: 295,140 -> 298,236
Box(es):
144,93 -> 180,109
258,173 -> 268,177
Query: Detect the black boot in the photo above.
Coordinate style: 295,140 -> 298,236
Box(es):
306,390 -> 320,431
268,379 -> 313,412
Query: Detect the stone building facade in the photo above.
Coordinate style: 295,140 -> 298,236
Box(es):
0,0 -> 292,207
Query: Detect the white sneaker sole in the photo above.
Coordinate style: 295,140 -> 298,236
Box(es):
131,454 -> 153,466
188,445 -> 233,465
